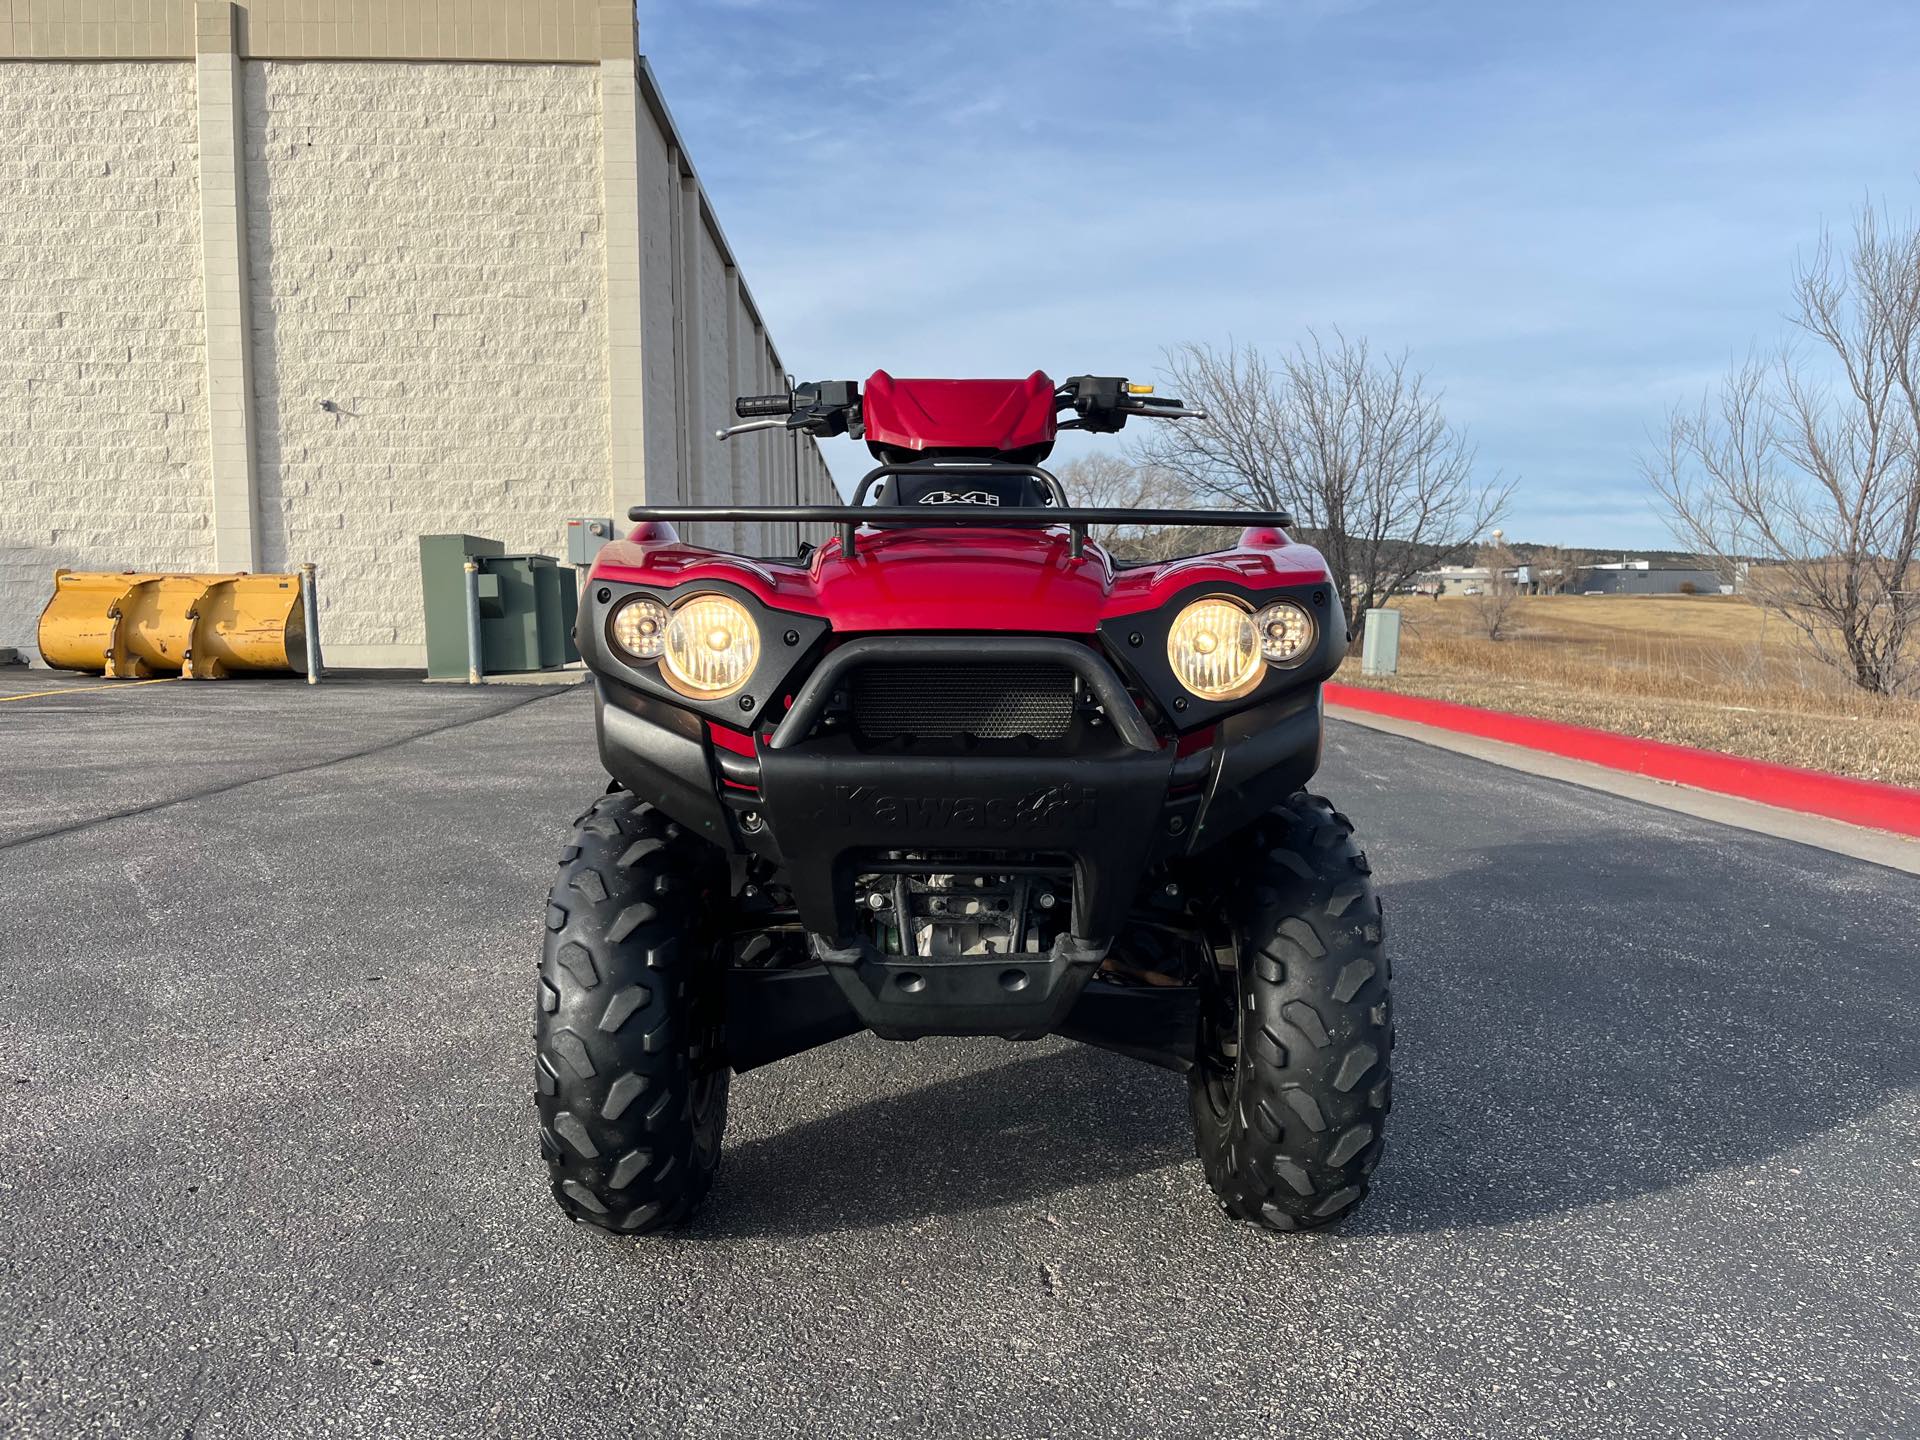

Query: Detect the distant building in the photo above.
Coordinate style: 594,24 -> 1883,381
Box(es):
1577,561 -> 1734,596
1410,557 -> 1740,598
1413,564 -> 1494,596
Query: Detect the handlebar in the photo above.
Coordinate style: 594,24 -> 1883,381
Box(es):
721,376 -> 1206,443
734,392 -> 793,419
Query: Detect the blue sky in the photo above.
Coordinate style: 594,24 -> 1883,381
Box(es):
636,0 -> 1920,547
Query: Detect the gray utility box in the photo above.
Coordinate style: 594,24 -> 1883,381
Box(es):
1361,607 -> 1401,676
419,534 -> 579,680
566,517 -> 617,566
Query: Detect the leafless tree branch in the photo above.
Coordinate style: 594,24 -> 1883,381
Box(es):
1130,332 -> 1512,641
1052,453 -> 1203,560
1470,534 -> 1522,639
1646,199 -> 1920,695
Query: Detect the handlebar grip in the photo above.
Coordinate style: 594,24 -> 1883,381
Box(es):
735,393 -> 793,418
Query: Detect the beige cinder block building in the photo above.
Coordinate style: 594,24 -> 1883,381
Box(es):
0,0 -> 835,667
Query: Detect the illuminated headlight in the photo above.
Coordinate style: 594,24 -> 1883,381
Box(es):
1167,597 -> 1263,701
1254,600 -> 1315,665
608,596 -> 670,661
663,593 -> 760,700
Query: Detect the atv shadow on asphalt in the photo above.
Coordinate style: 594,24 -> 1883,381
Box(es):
688,1044 -> 1190,1238
1346,835 -> 1920,1235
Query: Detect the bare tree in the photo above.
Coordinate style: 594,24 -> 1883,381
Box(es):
1052,452 -> 1208,560
1055,451 -> 1173,510
1647,201 -> 1920,696
1470,532 -> 1522,639
1526,544 -> 1587,595
1051,453 -> 1202,560
1132,333 -> 1512,642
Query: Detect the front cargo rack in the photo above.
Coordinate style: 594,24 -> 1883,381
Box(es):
627,464 -> 1293,559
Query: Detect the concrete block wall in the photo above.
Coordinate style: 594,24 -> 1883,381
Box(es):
244,60 -> 612,661
0,1 -> 834,668
0,61 -> 214,651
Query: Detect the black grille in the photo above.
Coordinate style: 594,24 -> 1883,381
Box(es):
849,662 -> 1077,740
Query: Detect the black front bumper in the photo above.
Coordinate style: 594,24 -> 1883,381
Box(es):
757,725 -> 1176,944
590,630 -> 1325,1043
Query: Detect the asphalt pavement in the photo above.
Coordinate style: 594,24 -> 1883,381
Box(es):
1,672 -> 1915,1438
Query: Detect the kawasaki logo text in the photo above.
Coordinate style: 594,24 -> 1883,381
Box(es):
827,784 -> 1098,832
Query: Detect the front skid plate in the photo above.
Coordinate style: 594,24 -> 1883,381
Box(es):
810,933 -> 1108,1040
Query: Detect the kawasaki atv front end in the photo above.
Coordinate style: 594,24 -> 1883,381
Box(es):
577,519 -> 1341,1063
536,372 -> 1393,1237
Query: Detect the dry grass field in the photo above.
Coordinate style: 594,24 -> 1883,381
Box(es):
1340,593 -> 1920,788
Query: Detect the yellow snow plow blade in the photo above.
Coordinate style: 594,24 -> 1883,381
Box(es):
37,570 -> 309,679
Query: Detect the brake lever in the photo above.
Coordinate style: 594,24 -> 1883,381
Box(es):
713,417 -> 795,442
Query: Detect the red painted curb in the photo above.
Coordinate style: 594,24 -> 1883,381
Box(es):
1323,681 -> 1920,840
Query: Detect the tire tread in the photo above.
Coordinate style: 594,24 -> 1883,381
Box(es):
1189,792 -> 1394,1231
536,791 -> 727,1235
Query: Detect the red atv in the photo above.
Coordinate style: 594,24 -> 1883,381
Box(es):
538,371 -> 1392,1234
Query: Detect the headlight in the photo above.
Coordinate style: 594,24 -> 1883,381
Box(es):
1167,597 -> 1263,701
1254,600 -> 1315,665
662,593 -> 760,699
608,596 -> 669,661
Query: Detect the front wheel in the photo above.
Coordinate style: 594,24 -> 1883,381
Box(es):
536,791 -> 729,1234
1189,793 -> 1393,1231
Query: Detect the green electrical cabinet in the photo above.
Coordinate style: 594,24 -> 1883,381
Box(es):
480,554 -> 580,673
420,534 -> 504,680
419,534 -> 579,680
531,558 -> 580,669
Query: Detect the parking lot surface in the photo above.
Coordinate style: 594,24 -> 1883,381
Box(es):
2,674 -> 1916,1438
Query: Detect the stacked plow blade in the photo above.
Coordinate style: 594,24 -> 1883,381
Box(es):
38,570 -> 310,680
